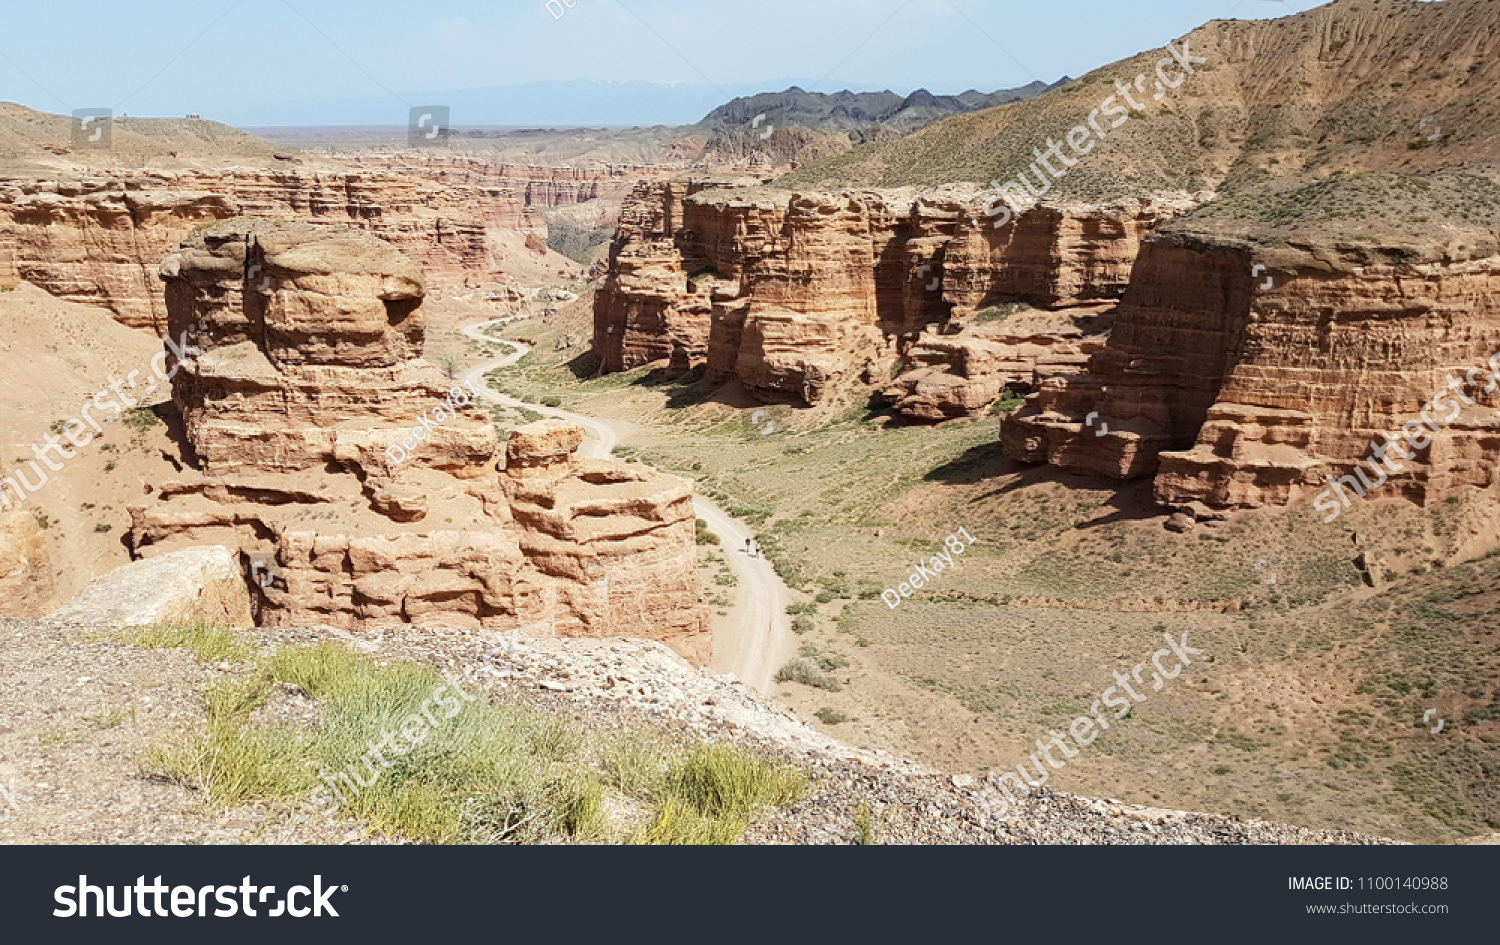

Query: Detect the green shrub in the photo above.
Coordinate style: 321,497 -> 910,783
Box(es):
638,743 -> 805,845
637,797 -> 744,845
124,620 -> 255,664
814,708 -> 847,725
819,576 -> 852,598
665,744 -> 805,822
602,730 -> 673,800
544,218 -> 612,264
694,519 -> 720,545
852,802 -> 888,844
990,390 -> 1028,414
727,501 -> 772,527
973,302 -> 1031,323
791,616 -> 814,634
800,643 -> 849,672
776,656 -> 841,691
122,406 -> 162,432
141,642 -> 605,843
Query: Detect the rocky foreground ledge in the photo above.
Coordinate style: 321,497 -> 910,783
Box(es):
5,550 -> 1393,844
309,624 -> 1392,846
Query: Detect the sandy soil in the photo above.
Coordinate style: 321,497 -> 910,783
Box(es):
0,285 -> 184,614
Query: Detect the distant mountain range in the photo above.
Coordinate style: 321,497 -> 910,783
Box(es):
698,82 -> 1070,132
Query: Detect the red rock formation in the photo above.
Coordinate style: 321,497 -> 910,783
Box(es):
500,420 -> 709,665
1003,233 -> 1256,478
159,220 -> 497,478
883,305 -> 1114,421
0,158 -> 613,332
594,181 -> 1184,406
333,154 -> 680,210
1155,240 -> 1500,514
131,220 -> 710,661
1005,226 -> 1500,516
0,177 -> 234,329
941,198 -> 1187,317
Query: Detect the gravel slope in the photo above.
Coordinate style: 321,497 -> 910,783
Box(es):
0,615 -> 1397,845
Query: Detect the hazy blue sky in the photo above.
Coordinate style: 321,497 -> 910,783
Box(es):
0,0 -> 1328,125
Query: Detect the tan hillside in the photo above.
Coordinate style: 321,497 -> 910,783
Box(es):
780,0 -> 1500,197
0,102 -> 277,170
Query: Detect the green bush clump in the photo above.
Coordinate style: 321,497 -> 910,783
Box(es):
694,519 -> 721,545
776,656 -> 842,691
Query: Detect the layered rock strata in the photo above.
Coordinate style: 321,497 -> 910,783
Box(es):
882,305 -> 1115,421
131,220 -> 709,661
1004,227 -> 1500,514
159,219 -> 497,478
593,180 -> 1185,406
0,160 -> 587,332
332,155 -> 680,211
0,178 -> 234,330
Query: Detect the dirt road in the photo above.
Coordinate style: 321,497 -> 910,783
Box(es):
460,321 -> 794,692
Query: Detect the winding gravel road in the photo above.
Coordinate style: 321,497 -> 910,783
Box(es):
461,320 -> 794,693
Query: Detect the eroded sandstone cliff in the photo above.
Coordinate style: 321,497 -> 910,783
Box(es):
0,159 -> 605,332
0,177 -> 233,330
1004,185 -> 1500,517
593,180 -> 1185,411
882,305 -> 1115,422
130,219 -> 709,662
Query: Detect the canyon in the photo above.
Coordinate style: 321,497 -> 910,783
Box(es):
0,0 -> 1497,847
592,169 -> 1500,519
590,0 -> 1500,520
